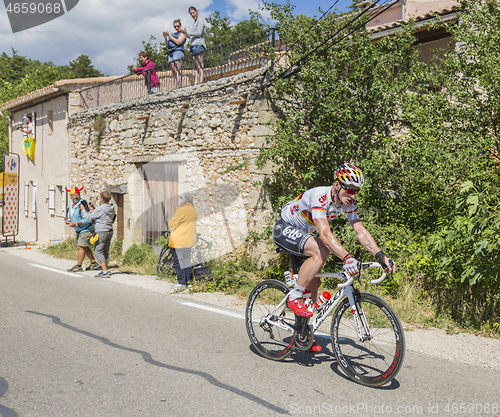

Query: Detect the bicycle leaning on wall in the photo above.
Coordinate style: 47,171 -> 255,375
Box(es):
156,230 -> 212,280
245,246 -> 405,387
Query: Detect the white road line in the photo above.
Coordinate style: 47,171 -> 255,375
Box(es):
180,301 -> 332,339
29,263 -> 82,278
181,302 -> 245,319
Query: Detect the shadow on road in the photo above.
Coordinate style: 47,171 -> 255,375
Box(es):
27,310 -> 288,414
0,377 -> 19,417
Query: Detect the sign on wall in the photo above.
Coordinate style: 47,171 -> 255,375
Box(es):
2,153 -> 20,236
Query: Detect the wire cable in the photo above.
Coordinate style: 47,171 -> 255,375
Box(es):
262,0 -> 398,88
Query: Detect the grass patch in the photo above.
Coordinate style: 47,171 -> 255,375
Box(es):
38,239 -> 500,337
191,254 -> 264,297
41,237 -> 77,258
121,242 -> 157,275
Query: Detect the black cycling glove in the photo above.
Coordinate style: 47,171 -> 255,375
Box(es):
375,251 -> 393,270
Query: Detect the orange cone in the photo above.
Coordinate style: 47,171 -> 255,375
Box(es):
26,242 -> 32,250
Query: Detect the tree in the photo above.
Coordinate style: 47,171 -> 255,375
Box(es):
66,54 -> 103,78
257,0 -> 500,326
205,10 -> 267,47
134,10 -> 268,69
423,0 -> 500,325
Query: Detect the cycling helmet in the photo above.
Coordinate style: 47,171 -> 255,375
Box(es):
335,163 -> 364,188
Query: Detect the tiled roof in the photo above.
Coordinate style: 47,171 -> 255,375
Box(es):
367,6 -> 461,35
0,76 -> 120,112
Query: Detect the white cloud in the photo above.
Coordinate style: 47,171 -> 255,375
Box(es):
0,0 -> 283,77
223,0 -> 265,20
0,0 -> 218,76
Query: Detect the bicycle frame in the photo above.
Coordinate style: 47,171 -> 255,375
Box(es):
264,262 -> 387,342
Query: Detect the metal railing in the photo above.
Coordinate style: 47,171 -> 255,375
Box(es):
79,29 -> 281,110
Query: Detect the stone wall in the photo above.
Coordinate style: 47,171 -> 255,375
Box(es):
68,67 -> 277,263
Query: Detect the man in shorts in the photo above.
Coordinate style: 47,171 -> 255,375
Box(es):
273,163 -> 396,351
65,186 -> 100,273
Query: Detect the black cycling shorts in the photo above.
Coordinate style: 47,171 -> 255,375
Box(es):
273,218 -> 313,256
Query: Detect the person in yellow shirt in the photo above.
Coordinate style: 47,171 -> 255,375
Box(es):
169,192 -> 197,290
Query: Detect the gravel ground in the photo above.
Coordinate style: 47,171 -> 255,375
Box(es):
3,244 -> 500,371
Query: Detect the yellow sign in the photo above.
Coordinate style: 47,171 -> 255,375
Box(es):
4,173 -> 18,185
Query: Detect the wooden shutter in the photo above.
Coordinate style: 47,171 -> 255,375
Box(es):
24,181 -> 29,216
49,185 -> 55,215
32,181 -> 37,218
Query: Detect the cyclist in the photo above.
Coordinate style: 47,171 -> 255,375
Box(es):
273,163 -> 396,350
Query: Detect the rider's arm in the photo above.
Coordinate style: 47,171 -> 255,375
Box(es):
349,219 -> 381,256
314,217 -> 350,260
350,219 -> 396,272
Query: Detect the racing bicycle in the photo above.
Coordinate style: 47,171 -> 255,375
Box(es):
156,230 -> 212,278
245,248 -> 405,387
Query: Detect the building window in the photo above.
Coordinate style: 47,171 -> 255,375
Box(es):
47,110 -> 53,135
55,185 -> 67,217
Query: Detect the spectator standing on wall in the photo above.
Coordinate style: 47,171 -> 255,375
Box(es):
163,19 -> 187,89
65,186 -> 100,273
180,6 -> 206,85
169,193 -> 198,290
81,191 -> 116,278
132,51 -> 160,94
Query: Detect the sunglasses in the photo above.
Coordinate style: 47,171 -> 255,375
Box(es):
174,25 -> 180,28
339,183 -> 359,195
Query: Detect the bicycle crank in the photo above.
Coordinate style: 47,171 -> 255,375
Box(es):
293,316 -> 314,351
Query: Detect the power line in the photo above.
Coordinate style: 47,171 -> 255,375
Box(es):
262,0 -> 399,88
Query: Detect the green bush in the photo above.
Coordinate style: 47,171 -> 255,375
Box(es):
425,181 -> 500,327
41,236 -> 85,259
122,243 -> 156,267
198,255 -> 262,295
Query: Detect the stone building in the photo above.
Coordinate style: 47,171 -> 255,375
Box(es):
68,68 -> 275,262
2,0 -> 461,265
1,77 -> 119,244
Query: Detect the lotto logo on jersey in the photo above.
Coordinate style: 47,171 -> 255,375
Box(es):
290,204 -> 299,215
283,226 -> 303,241
319,194 -> 327,206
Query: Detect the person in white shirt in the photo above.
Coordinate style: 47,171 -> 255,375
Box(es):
180,6 -> 206,85
17,115 -> 33,135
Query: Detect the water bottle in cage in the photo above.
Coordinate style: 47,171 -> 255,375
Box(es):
284,270 -> 297,286
314,291 -> 332,312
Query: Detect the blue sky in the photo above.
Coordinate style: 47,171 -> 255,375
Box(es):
0,0 -> 354,76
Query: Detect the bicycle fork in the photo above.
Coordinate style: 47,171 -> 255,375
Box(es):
346,289 -> 372,342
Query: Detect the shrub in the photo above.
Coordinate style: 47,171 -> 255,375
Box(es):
122,243 -> 156,268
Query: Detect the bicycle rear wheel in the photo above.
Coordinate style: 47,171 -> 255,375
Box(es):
245,279 -> 295,360
157,246 -> 175,277
331,292 -> 405,387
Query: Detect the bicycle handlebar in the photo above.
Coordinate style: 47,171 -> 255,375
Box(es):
315,261 -> 387,288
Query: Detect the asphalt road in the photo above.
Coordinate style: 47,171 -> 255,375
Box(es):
0,251 -> 499,417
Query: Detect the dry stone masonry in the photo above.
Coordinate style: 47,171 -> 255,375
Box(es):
69,67 -> 277,263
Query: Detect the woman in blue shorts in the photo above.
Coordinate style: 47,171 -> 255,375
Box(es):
163,19 -> 187,89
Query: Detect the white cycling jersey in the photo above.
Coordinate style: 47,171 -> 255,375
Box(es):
281,186 -> 359,232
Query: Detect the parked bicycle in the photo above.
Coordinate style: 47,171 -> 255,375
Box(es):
245,247 -> 405,387
156,230 -> 212,279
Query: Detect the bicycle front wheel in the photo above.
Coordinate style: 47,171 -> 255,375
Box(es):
245,279 -> 295,360
157,246 -> 174,277
331,292 -> 405,387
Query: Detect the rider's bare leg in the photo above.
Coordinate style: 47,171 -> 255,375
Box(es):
295,236 -> 329,301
